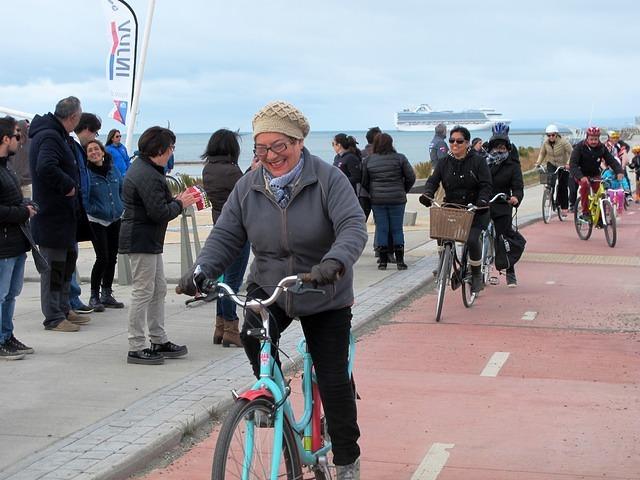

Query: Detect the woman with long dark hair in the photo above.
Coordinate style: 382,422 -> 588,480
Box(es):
84,139 -> 125,310
332,133 -> 362,194
201,129 -> 250,347
105,129 -> 130,176
361,133 -> 416,270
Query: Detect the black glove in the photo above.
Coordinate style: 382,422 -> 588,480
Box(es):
176,264 -> 207,296
419,194 -> 432,207
309,259 -> 344,287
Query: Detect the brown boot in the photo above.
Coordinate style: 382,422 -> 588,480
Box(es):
222,319 -> 243,348
213,316 -> 224,345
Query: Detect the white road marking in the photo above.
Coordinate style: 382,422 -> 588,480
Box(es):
522,311 -> 538,321
628,211 -> 636,215
480,352 -> 510,377
545,280 -> 556,285
411,443 -> 455,480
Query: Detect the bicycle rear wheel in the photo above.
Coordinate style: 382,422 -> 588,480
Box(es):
435,244 -> 452,322
212,398 -> 302,480
460,245 -> 477,308
542,188 -> 552,223
574,196 -> 593,240
602,199 -> 617,248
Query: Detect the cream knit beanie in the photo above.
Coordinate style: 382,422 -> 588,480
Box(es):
252,101 -> 310,140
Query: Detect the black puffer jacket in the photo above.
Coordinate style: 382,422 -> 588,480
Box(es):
119,156 -> 183,254
0,157 -> 30,258
28,113 -> 80,248
361,152 -> 416,205
489,156 -> 524,217
202,155 -> 243,224
333,152 -> 362,193
424,150 -> 493,207
570,140 -> 622,179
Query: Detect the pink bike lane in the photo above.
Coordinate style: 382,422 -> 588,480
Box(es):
138,206 -> 640,480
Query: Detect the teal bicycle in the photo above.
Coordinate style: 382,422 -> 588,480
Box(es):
190,273 -> 354,480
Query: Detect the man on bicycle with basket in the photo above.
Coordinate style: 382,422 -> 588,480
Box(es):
569,126 -> 623,222
179,101 -> 367,479
419,125 -> 493,294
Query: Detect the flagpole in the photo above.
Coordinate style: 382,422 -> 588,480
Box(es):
124,0 -> 156,153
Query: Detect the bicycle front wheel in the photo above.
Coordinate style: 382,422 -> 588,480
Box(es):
602,199 -> 617,248
460,245 -> 477,308
435,244 -> 452,322
542,188 -> 552,223
574,196 -> 593,240
212,398 -> 302,480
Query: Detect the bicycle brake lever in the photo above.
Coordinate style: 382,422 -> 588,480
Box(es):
287,282 -> 326,295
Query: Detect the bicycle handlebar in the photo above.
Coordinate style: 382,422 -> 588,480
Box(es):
182,270 -> 322,312
537,164 -> 567,174
423,192 -> 507,210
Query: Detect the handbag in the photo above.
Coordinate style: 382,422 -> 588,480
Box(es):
20,223 -> 50,274
495,228 -> 526,271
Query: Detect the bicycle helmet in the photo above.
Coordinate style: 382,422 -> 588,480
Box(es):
608,130 -> 620,139
585,126 -> 601,137
492,122 -> 510,136
632,145 -> 640,154
545,124 -> 559,134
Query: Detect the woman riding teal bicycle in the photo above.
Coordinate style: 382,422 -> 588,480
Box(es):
179,101 -> 367,479
420,125 -> 493,293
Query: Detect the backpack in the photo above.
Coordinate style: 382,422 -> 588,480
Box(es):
495,228 -> 526,271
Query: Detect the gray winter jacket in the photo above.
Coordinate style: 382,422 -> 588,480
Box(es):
195,148 -> 367,317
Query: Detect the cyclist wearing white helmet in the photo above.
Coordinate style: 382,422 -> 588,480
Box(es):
536,124 -> 572,216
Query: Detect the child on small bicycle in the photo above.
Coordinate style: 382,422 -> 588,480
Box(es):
602,166 -> 630,216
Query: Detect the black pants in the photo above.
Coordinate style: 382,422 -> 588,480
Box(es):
491,212 -> 516,273
89,220 -> 121,291
40,247 -> 77,327
546,162 -> 569,209
569,177 -> 578,210
467,210 -> 490,263
240,284 -> 360,466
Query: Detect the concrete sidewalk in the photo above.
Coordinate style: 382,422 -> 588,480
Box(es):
0,188 -> 545,480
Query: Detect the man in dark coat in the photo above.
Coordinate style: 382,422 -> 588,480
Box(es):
29,96 -> 88,332
0,116 -> 36,359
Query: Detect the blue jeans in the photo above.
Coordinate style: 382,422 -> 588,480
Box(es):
69,243 -> 82,309
372,204 -> 406,248
0,254 -> 27,344
217,242 -> 250,321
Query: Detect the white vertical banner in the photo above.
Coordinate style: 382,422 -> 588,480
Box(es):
101,0 -> 138,126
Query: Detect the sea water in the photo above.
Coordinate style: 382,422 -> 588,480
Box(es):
127,129 -> 549,177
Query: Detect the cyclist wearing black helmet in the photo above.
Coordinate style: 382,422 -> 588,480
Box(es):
420,125 -> 493,293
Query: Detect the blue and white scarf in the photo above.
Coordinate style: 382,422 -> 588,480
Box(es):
264,155 -> 305,208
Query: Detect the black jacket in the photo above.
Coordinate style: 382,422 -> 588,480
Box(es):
570,140 -> 622,179
424,150 -> 493,207
489,156 -> 524,218
0,157 -> 30,258
118,156 -> 183,254
28,113 -> 80,249
333,152 -> 362,193
361,152 -> 416,205
202,155 -> 243,224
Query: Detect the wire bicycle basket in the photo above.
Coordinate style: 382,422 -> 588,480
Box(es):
429,206 -> 474,243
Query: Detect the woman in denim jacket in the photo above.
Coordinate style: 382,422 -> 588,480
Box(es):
84,139 -> 125,310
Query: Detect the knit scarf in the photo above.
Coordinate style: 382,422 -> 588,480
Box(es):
263,155 -> 305,208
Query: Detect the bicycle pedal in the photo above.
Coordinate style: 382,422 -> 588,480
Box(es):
489,276 -> 499,285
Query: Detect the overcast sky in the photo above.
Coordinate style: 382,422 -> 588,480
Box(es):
2,0 -> 639,133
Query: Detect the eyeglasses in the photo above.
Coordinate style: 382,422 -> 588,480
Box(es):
114,134 -> 121,138
546,133 -> 557,137
253,140 -> 292,158
11,133 -> 21,141
449,138 -> 466,145
169,145 -> 176,151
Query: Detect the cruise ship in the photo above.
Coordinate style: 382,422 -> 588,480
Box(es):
395,104 -> 510,132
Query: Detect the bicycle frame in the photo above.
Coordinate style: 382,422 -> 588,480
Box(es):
586,181 -> 610,226
206,274 -> 355,479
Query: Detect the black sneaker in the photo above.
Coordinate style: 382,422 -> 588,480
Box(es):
578,213 -> 591,223
506,271 -> 518,288
73,302 -> 96,314
150,341 -> 188,358
7,336 -> 34,354
127,348 -> 165,365
0,341 -> 26,361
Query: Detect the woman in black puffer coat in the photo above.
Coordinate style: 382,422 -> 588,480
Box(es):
361,133 -> 416,270
486,133 -> 524,287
